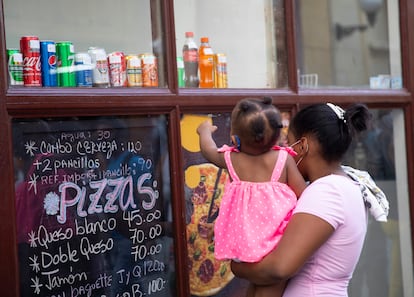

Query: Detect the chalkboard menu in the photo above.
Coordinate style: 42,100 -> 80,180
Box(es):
12,116 -> 175,297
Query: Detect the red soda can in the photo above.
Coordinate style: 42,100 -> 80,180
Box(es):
108,51 -> 127,87
140,53 -> 158,87
20,36 -> 42,86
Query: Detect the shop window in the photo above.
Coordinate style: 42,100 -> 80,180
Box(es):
174,0 -> 288,89
344,108 -> 413,297
3,0 -> 167,88
181,108 -> 413,297
296,0 -> 402,89
180,113 -> 249,296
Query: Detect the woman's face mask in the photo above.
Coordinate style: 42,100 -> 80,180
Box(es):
288,138 -> 308,166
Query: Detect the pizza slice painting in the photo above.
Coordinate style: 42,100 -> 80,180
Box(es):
185,163 -> 234,296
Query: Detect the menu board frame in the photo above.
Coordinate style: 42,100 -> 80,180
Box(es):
10,111 -> 189,297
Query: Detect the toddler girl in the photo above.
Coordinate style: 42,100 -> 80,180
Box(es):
197,97 -> 306,297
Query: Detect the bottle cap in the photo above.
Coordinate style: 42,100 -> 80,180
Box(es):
185,32 -> 194,37
201,37 -> 209,43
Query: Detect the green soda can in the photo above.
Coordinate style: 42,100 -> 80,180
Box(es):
56,41 -> 76,87
7,49 -> 23,85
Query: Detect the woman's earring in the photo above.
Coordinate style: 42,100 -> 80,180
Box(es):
231,135 -> 241,151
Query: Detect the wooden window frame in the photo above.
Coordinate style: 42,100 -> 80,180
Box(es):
0,0 -> 413,296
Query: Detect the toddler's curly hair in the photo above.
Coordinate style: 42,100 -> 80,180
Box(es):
231,97 -> 283,155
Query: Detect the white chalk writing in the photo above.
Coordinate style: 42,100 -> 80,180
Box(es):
17,119 -> 171,297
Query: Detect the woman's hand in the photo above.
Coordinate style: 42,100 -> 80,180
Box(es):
230,213 -> 335,285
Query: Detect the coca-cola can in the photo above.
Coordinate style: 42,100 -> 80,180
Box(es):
20,36 -> 42,86
88,47 -> 109,87
108,51 -> 127,87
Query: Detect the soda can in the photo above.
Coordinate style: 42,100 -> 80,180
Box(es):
140,53 -> 158,87
214,53 -> 228,88
20,36 -> 42,86
125,55 -> 142,87
56,41 -> 76,87
40,41 -> 57,87
74,52 -> 93,87
108,51 -> 127,87
88,47 -> 109,87
6,49 -> 23,86
177,57 -> 185,87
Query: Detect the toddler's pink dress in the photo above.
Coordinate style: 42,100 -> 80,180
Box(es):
214,145 -> 297,262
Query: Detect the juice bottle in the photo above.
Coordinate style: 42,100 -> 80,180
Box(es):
199,37 -> 214,88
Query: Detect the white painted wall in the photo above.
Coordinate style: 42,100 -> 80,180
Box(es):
174,0 -> 271,88
4,0 -> 152,55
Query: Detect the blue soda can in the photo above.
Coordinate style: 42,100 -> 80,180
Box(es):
74,52 -> 93,87
40,40 -> 57,87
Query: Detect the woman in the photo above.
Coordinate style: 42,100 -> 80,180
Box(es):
231,103 -> 372,296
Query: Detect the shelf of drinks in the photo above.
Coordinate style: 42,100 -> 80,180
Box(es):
10,36 -> 160,88
8,33 -> 228,91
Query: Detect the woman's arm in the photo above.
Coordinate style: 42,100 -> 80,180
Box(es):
231,212 -> 334,285
197,120 -> 226,168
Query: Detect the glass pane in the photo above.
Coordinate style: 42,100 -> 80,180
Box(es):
174,0 -> 288,89
181,108 -> 414,297
296,0 -> 402,89
4,0 -> 167,88
180,113 -> 249,296
344,108 -> 414,296
13,115 -> 176,296
180,111 -> 291,296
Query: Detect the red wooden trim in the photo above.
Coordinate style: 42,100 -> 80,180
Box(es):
5,90 -> 411,118
0,116 -> 20,297
402,0 -> 414,256
285,0 -> 299,93
0,3 -> 19,295
0,0 -> 414,295
162,0 -> 179,94
168,107 -> 191,297
0,1 -> 7,94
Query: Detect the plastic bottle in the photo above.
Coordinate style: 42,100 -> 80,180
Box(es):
199,37 -> 214,88
182,32 -> 199,88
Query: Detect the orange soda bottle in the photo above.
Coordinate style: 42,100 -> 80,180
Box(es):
198,37 -> 214,88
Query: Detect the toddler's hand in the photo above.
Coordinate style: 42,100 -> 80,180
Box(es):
197,120 -> 217,135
